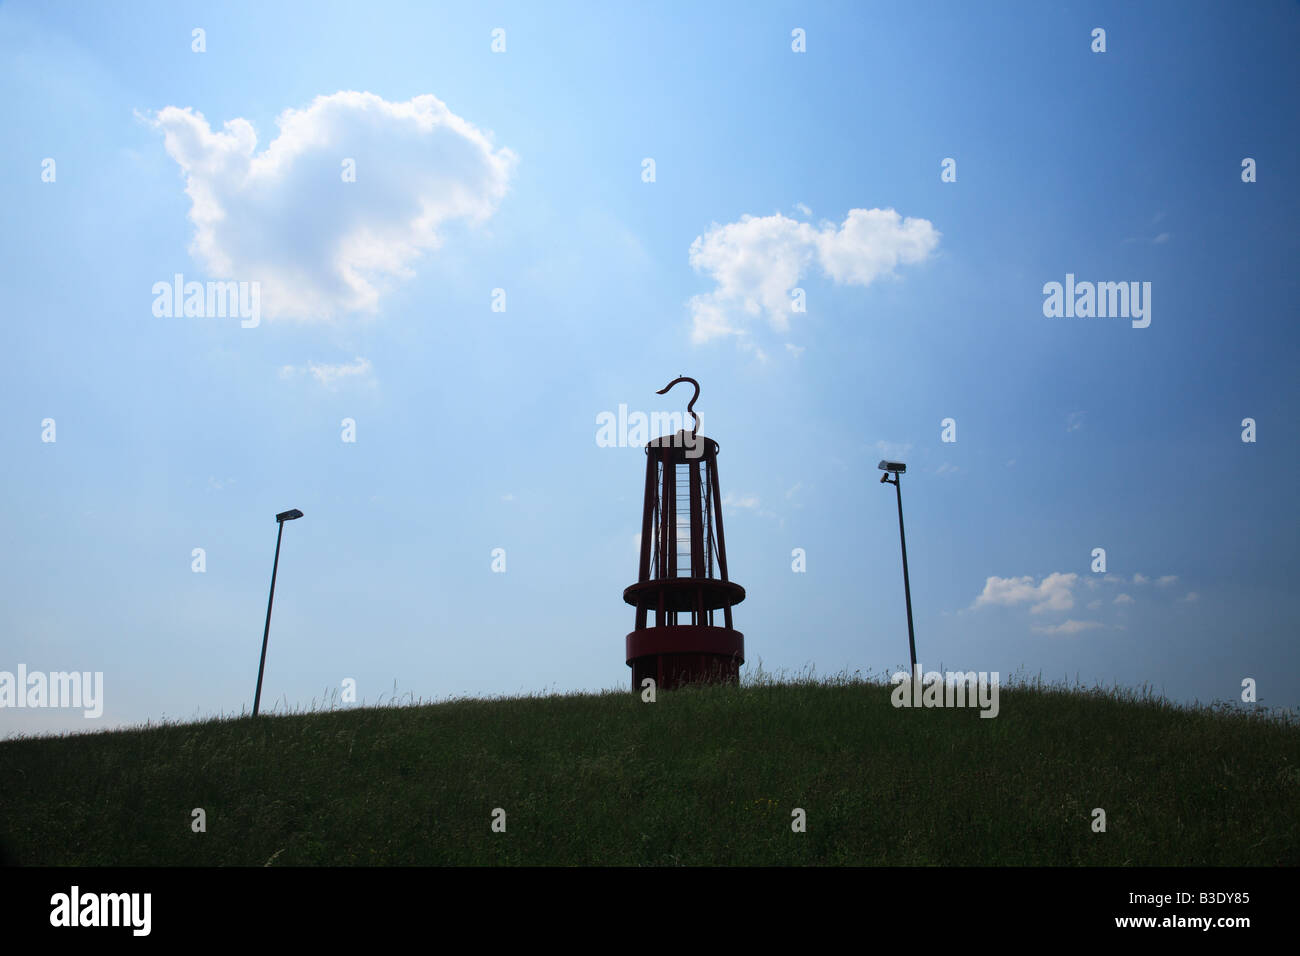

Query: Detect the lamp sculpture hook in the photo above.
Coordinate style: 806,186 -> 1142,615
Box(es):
656,375 -> 700,439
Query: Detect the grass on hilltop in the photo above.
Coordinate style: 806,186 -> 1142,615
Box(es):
1,670 -> 1297,866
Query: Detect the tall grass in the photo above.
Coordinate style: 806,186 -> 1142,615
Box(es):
1,671 -> 1296,866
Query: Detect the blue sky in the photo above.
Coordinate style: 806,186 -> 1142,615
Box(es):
2,0 -> 1297,737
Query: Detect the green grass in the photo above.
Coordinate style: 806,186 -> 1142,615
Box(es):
2,671 -> 1297,866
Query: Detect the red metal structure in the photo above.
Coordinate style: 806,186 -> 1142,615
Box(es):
624,377 -> 746,689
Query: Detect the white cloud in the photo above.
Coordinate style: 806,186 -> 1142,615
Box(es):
281,356 -> 374,388
1033,619 -> 1102,636
935,462 -> 959,476
794,202 -> 812,217
687,207 -> 939,343
1066,411 -> 1085,432
1114,593 -> 1134,606
973,572 -> 1078,614
1133,573 -> 1149,585
148,91 -> 516,319
722,492 -> 760,511
1181,592 -> 1199,603
785,343 -> 806,357
1156,575 -> 1178,586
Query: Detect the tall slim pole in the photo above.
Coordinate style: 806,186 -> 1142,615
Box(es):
253,520 -> 285,718
893,477 -> 917,674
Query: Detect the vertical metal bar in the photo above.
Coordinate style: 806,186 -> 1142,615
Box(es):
689,460 -> 704,624
707,446 -> 733,629
636,450 -> 657,631
638,451 -> 656,583
665,453 -> 677,579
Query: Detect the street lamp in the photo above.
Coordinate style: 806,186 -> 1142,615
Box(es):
253,508 -> 303,717
877,462 -> 917,674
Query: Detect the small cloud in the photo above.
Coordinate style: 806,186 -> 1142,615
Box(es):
785,343 -> 806,357
1133,573 -> 1149,585
1006,459 -> 1015,468
972,572 -> 1078,614
1032,619 -> 1102,636
1156,575 -> 1178,587
501,493 -> 515,502
1066,411 -> 1085,433
1086,599 -> 1102,609
206,476 -> 236,491
1114,593 -> 1134,606
785,482 -> 803,500
794,202 -> 812,218
935,462 -> 959,476
1181,591 -> 1199,603
1153,232 -> 1170,243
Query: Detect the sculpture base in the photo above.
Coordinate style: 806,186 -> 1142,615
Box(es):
626,625 -> 744,690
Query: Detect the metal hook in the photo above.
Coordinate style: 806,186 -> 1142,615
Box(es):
656,375 -> 700,438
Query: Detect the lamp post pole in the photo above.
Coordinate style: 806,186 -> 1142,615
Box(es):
254,509 -> 302,717
878,464 -> 916,673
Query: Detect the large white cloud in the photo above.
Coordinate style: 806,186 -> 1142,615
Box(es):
148,91 -> 516,319
687,208 -> 939,343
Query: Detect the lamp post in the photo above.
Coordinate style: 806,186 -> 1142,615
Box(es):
253,508 -> 303,717
878,462 -> 916,674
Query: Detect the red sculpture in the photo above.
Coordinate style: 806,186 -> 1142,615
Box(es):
623,377 -> 746,689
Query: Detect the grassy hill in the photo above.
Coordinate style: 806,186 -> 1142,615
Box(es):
2,674 -> 1297,866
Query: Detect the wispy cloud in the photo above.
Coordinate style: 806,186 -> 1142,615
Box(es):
280,356 -> 374,388
874,440 -> 913,463
1032,619 -> 1102,636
